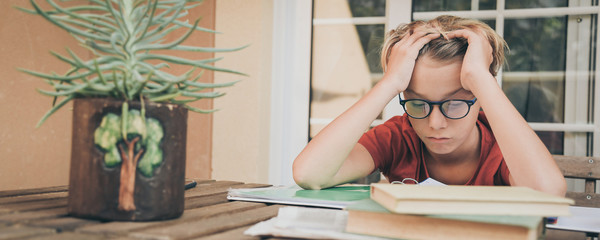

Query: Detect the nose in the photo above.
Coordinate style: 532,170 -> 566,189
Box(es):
428,105 -> 448,130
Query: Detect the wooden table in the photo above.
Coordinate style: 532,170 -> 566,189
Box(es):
0,180 -> 285,239
1,180 -> 595,240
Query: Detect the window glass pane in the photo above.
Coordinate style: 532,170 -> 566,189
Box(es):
482,20 -> 496,30
413,0 -> 471,12
502,17 -> 568,154
480,0 -> 497,10
505,0 -> 567,9
310,24 -> 384,138
356,25 -> 385,74
348,0 -> 386,18
314,0 -> 385,19
536,131 -> 564,154
413,0 -> 496,11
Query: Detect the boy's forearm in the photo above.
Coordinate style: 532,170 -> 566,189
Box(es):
468,72 -> 566,196
293,80 -> 398,189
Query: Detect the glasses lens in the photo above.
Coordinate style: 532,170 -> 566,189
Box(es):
405,100 -> 430,118
441,100 -> 469,119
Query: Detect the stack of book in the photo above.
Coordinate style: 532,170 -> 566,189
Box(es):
345,184 -> 575,240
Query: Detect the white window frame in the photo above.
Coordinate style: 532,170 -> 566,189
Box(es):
268,1 -> 312,186
272,0 -> 600,185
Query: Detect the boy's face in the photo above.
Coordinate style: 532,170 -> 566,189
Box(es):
404,55 -> 481,156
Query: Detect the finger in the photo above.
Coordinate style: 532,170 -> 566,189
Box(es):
445,29 -> 474,40
401,31 -> 438,46
446,29 -> 485,44
408,32 -> 441,51
391,31 -> 435,55
394,31 -> 413,47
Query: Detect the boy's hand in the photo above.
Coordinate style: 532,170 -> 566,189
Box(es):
446,29 -> 494,91
382,31 -> 440,93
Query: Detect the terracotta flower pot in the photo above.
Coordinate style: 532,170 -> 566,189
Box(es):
67,97 -> 187,221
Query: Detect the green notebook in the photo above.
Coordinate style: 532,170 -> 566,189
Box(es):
227,185 -> 370,209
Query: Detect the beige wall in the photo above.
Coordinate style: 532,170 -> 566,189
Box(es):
0,1 -> 217,191
0,0 -> 273,190
0,0 -> 76,191
212,0 -> 273,184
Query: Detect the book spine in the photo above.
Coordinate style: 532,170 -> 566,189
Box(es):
346,210 -> 538,240
370,185 -> 398,212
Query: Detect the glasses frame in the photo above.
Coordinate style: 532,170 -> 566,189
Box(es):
398,96 -> 478,119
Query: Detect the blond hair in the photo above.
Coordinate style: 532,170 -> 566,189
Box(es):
381,15 -> 507,76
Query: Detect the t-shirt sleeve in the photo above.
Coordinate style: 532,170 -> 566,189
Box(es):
358,117 -> 404,175
497,159 -> 512,185
479,113 -> 511,186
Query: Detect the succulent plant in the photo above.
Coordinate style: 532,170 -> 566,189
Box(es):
17,0 -> 245,127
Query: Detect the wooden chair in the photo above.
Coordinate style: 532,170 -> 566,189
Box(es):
546,155 -> 600,240
553,155 -> 600,207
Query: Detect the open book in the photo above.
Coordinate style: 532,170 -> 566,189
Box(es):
245,206 -> 392,240
228,178 -> 442,208
371,184 -> 574,216
227,185 -> 370,209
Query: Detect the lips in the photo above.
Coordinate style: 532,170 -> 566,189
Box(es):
427,137 -> 450,143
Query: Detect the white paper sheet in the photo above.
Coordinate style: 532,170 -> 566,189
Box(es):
244,206 -> 393,240
546,206 -> 600,233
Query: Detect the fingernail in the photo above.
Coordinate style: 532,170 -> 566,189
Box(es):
440,31 -> 449,40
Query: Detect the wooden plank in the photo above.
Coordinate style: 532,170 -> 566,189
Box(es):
185,193 -> 229,210
196,180 -> 244,188
184,181 -> 245,198
230,183 -> 272,189
25,232 -> 124,240
0,207 -> 67,224
193,226 -> 259,240
585,180 -> 596,194
184,182 -> 272,210
554,155 -> 600,180
545,228 -> 588,240
0,186 -> 68,198
0,191 -> 68,205
566,192 -> 600,208
28,217 -> 99,232
266,238 -> 301,240
129,205 -> 282,240
0,198 -> 67,213
185,182 -> 270,200
77,201 -> 266,236
0,225 -> 55,239
188,179 -> 217,185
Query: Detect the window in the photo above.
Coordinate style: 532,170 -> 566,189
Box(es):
309,0 -> 599,158
411,0 -> 599,158
310,0 -> 387,139
307,0 -> 599,189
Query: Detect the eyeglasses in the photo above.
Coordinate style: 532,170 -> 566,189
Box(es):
399,96 -> 477,119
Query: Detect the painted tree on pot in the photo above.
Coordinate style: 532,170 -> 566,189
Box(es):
17,0 -> 244,213
95,109 -> 163,211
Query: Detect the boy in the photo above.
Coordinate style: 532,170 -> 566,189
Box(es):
292,15 -> 566,196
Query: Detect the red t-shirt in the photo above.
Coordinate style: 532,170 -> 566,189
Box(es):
358,112 -> 510,185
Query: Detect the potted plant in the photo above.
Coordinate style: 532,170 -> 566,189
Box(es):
17,0 -> 244,221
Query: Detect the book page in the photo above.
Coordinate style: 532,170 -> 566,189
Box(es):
244,206 -> 393,240
547,206 -> 600,233
228,185 -> 370,208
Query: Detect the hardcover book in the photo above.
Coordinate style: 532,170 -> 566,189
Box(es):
370,184 -> 574,216
345,199 -> 544,240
